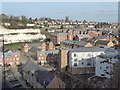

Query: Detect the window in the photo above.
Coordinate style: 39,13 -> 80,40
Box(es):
74,54 -> 77,57
74,59 -> 78,62
106,66 -> 109,69
87,63 -> 91,66
16,58 -> 19,60
74,63 -> 77,66
101,74 -> 105,76
15,55 -> 17,57
88,54 -> 91,57
82,62 -> 84,65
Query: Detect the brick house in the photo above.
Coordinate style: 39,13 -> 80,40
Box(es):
22,42 -> 55,52
46,42 -> 55,51
21,43 -> 42,53
37,51 -> 47,65
0,47 -> 20,66
38,42 -> 46,51
22,44 -> 30,53
37,50 -> 59,65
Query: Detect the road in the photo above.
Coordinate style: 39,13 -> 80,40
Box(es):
14,72 -> 30,88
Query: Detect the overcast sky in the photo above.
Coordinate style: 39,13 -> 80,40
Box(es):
1,2 -> 118,22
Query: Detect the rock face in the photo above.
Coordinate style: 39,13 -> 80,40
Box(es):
0,26 -> 46,44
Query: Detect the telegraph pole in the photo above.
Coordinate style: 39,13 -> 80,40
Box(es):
2,35 -> 5,89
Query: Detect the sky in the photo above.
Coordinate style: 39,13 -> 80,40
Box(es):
1,2 -> 118,22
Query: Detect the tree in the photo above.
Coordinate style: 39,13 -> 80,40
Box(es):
107,63 -> 120,88
60,25 -> 64,29
21,15 -> 27,25
28,17 -> 33,23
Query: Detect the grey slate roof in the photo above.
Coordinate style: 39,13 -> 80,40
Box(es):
21,42 -> 43,48
99,53 -> 118,58
75,34 -> 90,38
69,46 -> 107,53
0,46 -> 11,53
94,35 -> 108,40
61,40 -> 92,47
95,40 -> 110,45
28,47 -> 42,53
0,51 -> 20,59
22,60 -> 55,88
37,50 -> 59,56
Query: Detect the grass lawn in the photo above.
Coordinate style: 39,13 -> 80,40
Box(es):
5,43 -> 21,50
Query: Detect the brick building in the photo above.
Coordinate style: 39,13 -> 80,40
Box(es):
0,47 -> 20,66
50,33 -> 69,44
46,42 -> 55,51
37,50 -> 59,65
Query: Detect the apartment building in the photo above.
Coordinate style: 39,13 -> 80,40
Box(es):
58,47 -> 106,74
68,47 -> 106,74
50,33 -> 71,44
95,49 -> 118,78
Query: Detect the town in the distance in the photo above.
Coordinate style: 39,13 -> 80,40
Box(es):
0,14 -> 120,89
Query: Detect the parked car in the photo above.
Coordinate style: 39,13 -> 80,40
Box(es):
12,83 -> 22,88
8,74 -> 13,78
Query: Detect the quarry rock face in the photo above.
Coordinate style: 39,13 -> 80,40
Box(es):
0,26 -> 46,44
